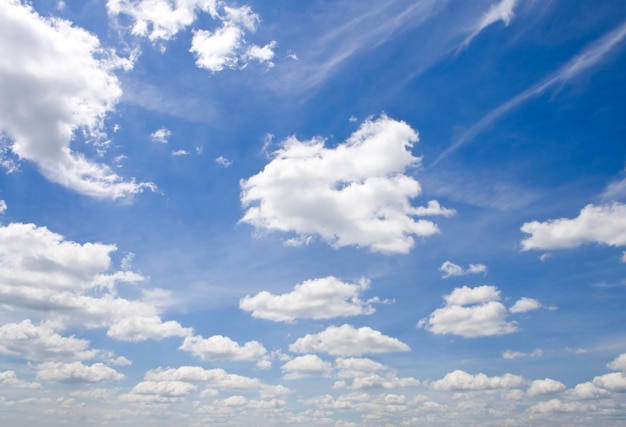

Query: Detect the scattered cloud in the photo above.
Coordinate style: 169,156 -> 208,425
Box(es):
439,261 -> 487,278
521,203 -> 626,251
431,370 -> 525,391
0,199 -> 6,214
215,156 -> 232,167
418,286 -> 527,338
289,324 -> 410,356
240,115 -> 450,254
503,349 -> 543,360
0,1 -> 154,199
36,361 -> 124,383
592,372 -> 626,392
459,0 -> 518,51
509,297 -> 541,314
334,357 -> 420,390
607,353 -> 626,371
281,355 -> 333,380
150,128 -> 171,143
240,276 -> 381,322
0,370 -> 41,389
171,149 -> 189,156
527,378 -> 566,396
179,334 -> 268,364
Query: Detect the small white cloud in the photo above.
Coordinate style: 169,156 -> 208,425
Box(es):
0,370 -> 41,389
246,41 -> 277,67
419,285 -> 524,338
109,356 -> 132,366
460,0 -> 518,50
592,372 -> 626,391
509,297 -> 541,314
215,156 -> 232,167
151,128 -> 171,143
36,361 -> 123,383
289,324 -> 410,356
607,353 -> 626,371
439,261 -> 487,278
622,251 -> 626,263
502,350 -> 525,360
0,199 -> 6,213
240,277 -> 379,322
171,149 -> 189,156
240,115 -> 448,254
120,252 -> 135,270
179,334 -> 267,363
521,203 -> 626,251
431,370 -> 525,391
539,253 -> 552,261
281,355 -> 332,380
527,378 -> 566,397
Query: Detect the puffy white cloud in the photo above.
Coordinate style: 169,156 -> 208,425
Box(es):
289,324 -> 410,356
0,1 -> 153,199
521,203 -> 626,251
106,0 -> 218,41
129,380 -> 197,397
607,353 -> 626,371
439,261 -> 487,278
188,5 -> 276,72
592,372 -> 626,391
144,366 -> 290,397
241,115 -> 450,254
0,371 -> 41,389
215,156 -> 232,167
567,382 -> 610,400
431,370 -> 525,391
36,361 -> 123,383
240,277 -> 381,322
0,320 -> 97,361
502,349 -> 543,359
150,127 -> 171,143
529,398 -> 589,413
0,221 -> 188,343
171,149 -> 189,156
179,334 -> 267,363
418,285 -> 530,338
509,297 -> 541,314
335,357 -> 387,378
281,355 -> 333,380
0,199 -> 6,214
460,0 -> 518,50
527,378 -> 566,396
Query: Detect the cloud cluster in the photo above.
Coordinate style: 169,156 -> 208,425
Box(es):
521,203 -> 626,251
431,369 -> 525,391
289,324 -> 410,356
241,115 -> 453,253
418,286 -> 540,338
240,277 -> 381,322
0,1 -> 153,199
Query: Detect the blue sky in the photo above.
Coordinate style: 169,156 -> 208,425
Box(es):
1,0 -> 626,425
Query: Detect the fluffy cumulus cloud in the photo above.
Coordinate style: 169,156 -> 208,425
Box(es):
289,324 -> 410,356
509,297 -> 541,313
334,357 -> 420,390
241,116 -> 453,254
240,277 -> 381,322
0,1 -> 154,199
527,378 -> 566,396
281,355 -> 333,380
439,261 -> 487,278
607,353 -> 626,371
0,221 -> 189,345
418,286 -> 538,338
36,361 -> 124,383
431,370 -> 525,391
150,127 -> 171,143
179,334 -> 268,364
520,203 -> 626,251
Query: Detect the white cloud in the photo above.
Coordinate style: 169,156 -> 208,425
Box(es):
607,353 -> 626,371
334,357 -> 419,390
171,149 -> 189,156
36,361 -> 123,383
179,334 -> 268,364
241,115 -> 450,254
281,355 -> 333,380
503,349 -> 543,359
106,315 -> 191,341
439,261 -> 487,278
521,203 -> 626,251
431,370 -> 525,391
0,1 -> 153,199
592,372 -> 626,391
240,276 -> 380,322
509,297 -> 541,314
0,320 -> 97,361
0,199 -> 6,214
215,156 -> 232,167
289,324 -> 410,356
622,251 -> 626,263
0,371 -> 41,389
460,0 -> 518,50
109,356 -> 132,366
567,382 -> 610,400
129,380 -> 197,397
150,127 -> 171,143
527,378 -> 566,396
106,0 -> 219,41
418,285 -> 521,338
246,41 -> 277,67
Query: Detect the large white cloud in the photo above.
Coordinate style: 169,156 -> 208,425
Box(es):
0,221 -> 189,343
527,378 -> 566,397
289,324 -> 410,356
607,353 -> 626,371
418,286 -> 525,338
239,277 -> 380,322
179,335 -> 268,364
0,1 -> 153,198
520,203 -> 626,251
240,115 -> 453,254
431,370 -> 525,391
36,361 -> 124,383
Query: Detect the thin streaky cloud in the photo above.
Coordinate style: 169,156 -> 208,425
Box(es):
459,0 -> 518,52
433,20 -> 626,166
